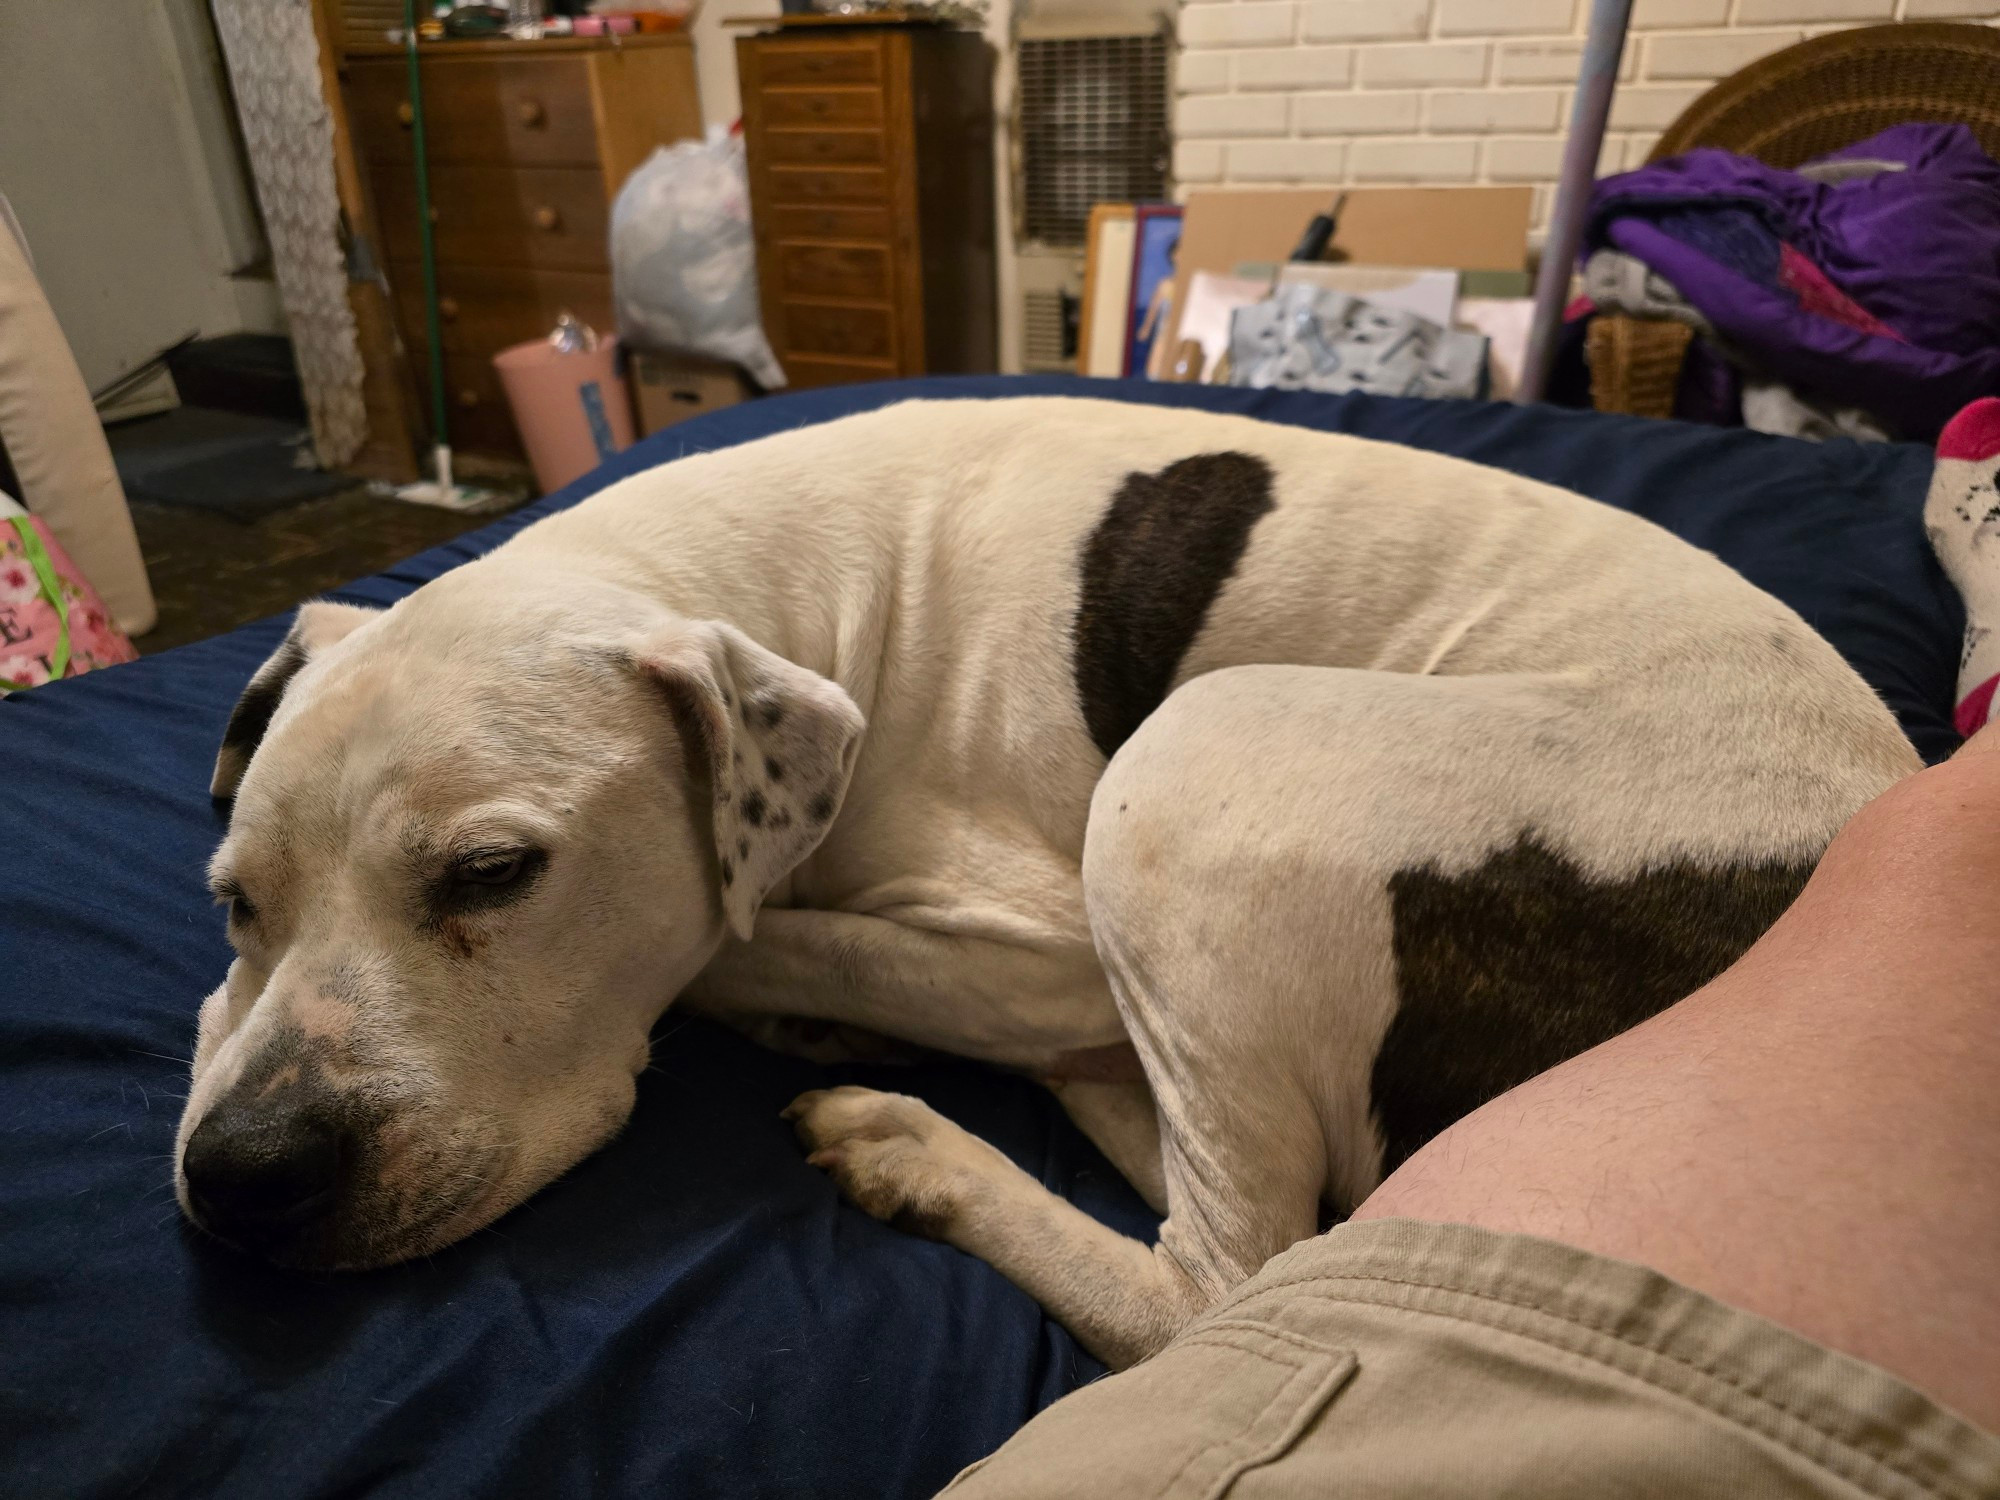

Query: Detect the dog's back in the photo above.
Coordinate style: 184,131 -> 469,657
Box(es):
517,395 -> 1914,884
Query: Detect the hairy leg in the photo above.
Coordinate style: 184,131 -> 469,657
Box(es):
1357,733 -> 2000,1430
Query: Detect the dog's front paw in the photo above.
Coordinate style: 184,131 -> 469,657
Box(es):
783,1086 -> 997,1239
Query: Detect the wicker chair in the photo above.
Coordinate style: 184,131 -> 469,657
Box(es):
1587,22 -> 2000,420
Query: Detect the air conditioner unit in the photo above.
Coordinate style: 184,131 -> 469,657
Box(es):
1002,16 -> 1171,374
1017,246 -> 1082,374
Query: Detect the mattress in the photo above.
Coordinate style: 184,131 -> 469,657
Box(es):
0,377 -> 1961,1500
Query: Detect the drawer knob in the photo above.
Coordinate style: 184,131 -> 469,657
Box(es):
396,100 -> 413,127
427,205 -> 441,225
458,388 -> 480,409
532,205 -> 562,232
438,297 -> 459,320
517,98 -> 546,127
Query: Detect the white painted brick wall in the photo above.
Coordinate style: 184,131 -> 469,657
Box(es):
1172,0 -> 1999,238
1233,45 -> 1355,89
1180,3 -> 1298,50
1298,90 -> 1424,133
1427,87 -> 1561,130
1178,92 -> 1292,136
1301,0 -> 1431,42
1357,41 -> 1491,85
1735,0 -> 1895,21
1436,0 -> 1578,37
1175,51 -> 1232,94
1351,137 -> 1481,180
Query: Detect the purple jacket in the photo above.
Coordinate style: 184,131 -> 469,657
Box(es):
1585,125 -> 2000,439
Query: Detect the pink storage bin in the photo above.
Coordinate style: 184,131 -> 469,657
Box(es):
492,336 -> 635,494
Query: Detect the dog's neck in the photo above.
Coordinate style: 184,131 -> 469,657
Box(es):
515,463 -> 903,729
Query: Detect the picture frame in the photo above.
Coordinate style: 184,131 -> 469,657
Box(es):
1079,203 -> 1137,378
1123,203 -> 1183,379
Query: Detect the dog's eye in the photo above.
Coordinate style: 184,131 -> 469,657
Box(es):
433,848 -> 546,920
456,852 -> 528,886
216,883 -> 256,925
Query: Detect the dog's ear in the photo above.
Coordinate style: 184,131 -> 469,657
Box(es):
211,600 -> 381,800
637,621 -> 865,940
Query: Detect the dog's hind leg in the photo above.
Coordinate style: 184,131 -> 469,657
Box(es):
792,661 -> 1876,1368
784,678 -> 1347,1366
788,672 -> 1405,1369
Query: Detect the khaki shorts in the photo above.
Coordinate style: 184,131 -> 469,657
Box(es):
941,1219 -> 2000,1500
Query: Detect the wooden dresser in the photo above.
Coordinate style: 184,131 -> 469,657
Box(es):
341,37 -> 700,461
736,23 -> 996,388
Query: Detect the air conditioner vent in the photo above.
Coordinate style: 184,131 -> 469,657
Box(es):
1017,31 -> 1171,247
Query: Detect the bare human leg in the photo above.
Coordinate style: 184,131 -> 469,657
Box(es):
1356,729 -> 2000,1431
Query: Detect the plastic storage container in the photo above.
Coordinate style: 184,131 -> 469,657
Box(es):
491,336 -> 634,494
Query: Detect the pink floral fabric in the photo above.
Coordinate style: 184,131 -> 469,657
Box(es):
0,517 -> 136,692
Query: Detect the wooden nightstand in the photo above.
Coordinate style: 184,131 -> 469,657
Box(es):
341,36 -> 700,462
736,21 -> 996,388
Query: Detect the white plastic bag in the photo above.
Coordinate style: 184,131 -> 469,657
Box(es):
610,127 -> 786,389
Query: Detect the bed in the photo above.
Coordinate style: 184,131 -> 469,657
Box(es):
0,376 -> 1963,1500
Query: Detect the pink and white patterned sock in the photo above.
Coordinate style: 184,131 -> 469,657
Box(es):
1924,398 -> 2000,738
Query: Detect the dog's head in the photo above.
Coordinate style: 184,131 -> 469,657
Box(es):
173,565 -> 863,1267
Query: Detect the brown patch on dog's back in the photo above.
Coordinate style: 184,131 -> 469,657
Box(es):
1371,837 -> 1815,1176
1072,452 -> 1277,758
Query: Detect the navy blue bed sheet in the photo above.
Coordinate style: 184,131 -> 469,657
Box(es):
0,377 -> 1961,1500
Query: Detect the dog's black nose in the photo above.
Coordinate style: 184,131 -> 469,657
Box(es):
182,1106 -> 343,1246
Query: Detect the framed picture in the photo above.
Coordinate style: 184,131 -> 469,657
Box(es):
1079,204 -> 1137,378
1123,204 -> 1183,378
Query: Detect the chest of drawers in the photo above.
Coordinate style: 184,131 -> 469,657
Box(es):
342,37 -> 700,462
736,24 -> 996,388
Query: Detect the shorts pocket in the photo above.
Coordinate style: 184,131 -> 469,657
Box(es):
940,1319 -> 1357,1500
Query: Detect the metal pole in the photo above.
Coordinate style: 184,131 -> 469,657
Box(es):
404,1 -> 448,454
1515,0 -> 1633,405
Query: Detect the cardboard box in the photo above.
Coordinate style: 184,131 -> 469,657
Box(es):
629,350 -> 753,437
1161,186 -> 1533,370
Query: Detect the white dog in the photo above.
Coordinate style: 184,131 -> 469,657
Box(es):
174,398 -> 1917,1368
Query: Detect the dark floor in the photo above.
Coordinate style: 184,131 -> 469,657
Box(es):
97,342 -> 531,654
127,486 -> 511,654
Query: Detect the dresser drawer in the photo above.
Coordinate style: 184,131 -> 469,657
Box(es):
759,88 -> 884,131
442,354 -> 523,456
781,302 -> 896,361
758,44 -> 882,87
763,129 -> 887,167
778,243 -> 892,302
766,166 -> 890,206
374,163 -> 610,272
764,203 -> 895,241
390,264 -> 613,357
347,57 -> 598,167
782,353 -> 898,388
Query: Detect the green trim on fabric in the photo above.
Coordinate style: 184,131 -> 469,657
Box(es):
0,516 -> 71,691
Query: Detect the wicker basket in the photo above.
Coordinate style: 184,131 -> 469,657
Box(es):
1589,22 -> 2000,420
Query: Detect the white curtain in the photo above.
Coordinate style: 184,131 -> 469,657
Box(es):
209,0 -> 367,469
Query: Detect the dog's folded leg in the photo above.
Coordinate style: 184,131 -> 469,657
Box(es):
785,1085 -> 1203,1368
684,907 -> 1126,1068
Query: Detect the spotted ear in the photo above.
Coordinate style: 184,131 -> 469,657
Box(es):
638,621 -> 865,941
210,600 -> 381,800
